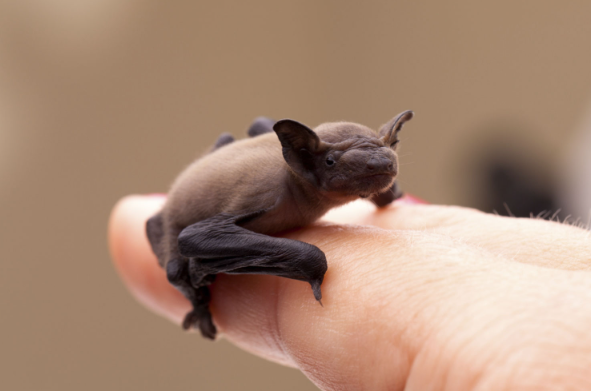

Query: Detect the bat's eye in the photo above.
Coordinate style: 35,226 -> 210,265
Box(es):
325,157 -> 336,167
391,140 -> 400,147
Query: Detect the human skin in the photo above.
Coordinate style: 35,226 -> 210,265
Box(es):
109,194 -> 591,391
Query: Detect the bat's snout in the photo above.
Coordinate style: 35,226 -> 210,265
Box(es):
366,156 -> 394,172
366,156 -> 397,177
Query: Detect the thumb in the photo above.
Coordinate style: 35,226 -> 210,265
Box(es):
108,195 -> 416,388
109,195 -> 565,390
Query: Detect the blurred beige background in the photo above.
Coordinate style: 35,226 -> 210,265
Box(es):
2,1 -> 591,390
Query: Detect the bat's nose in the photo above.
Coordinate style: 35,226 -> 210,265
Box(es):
366,157 -> 394,173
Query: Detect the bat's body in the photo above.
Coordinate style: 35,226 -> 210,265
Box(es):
165,132 -> 343,238
147,111 -> 413,339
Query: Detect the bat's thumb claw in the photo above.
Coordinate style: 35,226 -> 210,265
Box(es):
311,280 -> 323,302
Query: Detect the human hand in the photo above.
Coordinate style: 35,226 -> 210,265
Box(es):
109,195 -> 591,390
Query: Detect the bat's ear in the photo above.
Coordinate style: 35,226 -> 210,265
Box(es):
274,119 -> 323,182
379,110 -> 414,147
274,119 -> 321,152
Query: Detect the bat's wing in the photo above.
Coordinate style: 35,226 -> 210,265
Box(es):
247,117 -> 275,137
178,212 -> 326,300
170,211 -> 327,339
210,132 -> 235,153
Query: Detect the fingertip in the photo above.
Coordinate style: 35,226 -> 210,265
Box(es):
108,194 -> 189,326
108,194 -> 166,271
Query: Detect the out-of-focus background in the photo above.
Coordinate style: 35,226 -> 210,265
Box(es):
2,1 -> 591,390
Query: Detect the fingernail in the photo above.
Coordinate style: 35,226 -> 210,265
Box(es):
144,193 -> 167,198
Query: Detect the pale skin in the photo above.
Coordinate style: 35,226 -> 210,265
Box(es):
109,194 -> 591,391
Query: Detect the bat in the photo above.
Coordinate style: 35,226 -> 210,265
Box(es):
146,111 -> 414,339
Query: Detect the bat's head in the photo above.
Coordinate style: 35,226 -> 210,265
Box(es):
274,110 -> 413,199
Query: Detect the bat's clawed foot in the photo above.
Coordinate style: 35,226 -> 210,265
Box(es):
182,307 -> 217,340
166,258 -> 218,339
370,180 -> 404,208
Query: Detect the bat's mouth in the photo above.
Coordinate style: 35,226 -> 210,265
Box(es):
326,171 -> 396,198
356,172 -> 396,196
364,173 -> 395,180
360,172 -> 396,183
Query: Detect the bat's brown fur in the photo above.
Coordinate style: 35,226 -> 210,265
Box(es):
146,111 -> 413,338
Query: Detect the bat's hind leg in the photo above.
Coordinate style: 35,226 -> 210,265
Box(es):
165,257 -> 217,339
178,212 -> 328,302
148,213 -> 214,337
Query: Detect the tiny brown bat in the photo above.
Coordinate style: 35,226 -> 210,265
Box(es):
146,111 -> 414,339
